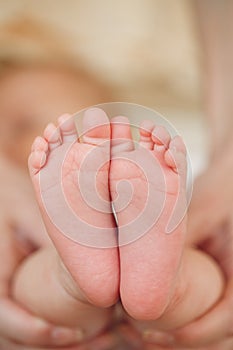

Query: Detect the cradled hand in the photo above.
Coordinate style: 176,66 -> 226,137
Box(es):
0,221 -> 120,349
0,153 -> 88,348
0,219 -> 87,348
0,154 -> 120,350
143,338 -> 233,350
119,150 -> 233,349
154,152 -> 233,348
119,319 -> 233,350
0,154 -> 48,246
0,327 -> 118,350
0,154 -> 72,347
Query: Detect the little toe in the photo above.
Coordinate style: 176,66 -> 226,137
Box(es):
58,114 -> 78,143
152,125 -> 171,149
111,116 -> 134,155
165,136 -> 187,173
139,120 -> 155,150
31,136 -> 48,153
169,135 -> 186,154
44,123 -> 62,150
28,150 -> 47,175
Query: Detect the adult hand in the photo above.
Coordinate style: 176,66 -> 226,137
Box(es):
0,220 -> 119,350
119,318 -> 233,349
0,154 -> 88,347
143,338 -> 233,350
160,149 -> 233,347
0,324 -> 118,350
0,219 -> 88,348
0,154 -> 48,247
0,155 -> 119,350
121,149 -> 233,349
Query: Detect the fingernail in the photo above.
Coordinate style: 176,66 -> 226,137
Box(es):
143,329 -> 175,346
34,318 -> 50,329
52,327 -> 84,344
74,329 -> 84,341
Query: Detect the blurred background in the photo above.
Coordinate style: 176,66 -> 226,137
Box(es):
0,0 -> 207,175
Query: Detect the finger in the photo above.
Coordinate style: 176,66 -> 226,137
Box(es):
118,322 -> 144,349
217,337 -> 233,350
0,159 -> 46,243
0,337 -> 83,350
198,337 -> 233,350
187,203 -> 223,246
144,345 -> 174,350
212,338 -> 233,350
144,337 -> 233,350
0,298 -> 82,347
0,224 -> 25,282
170,281 -> 233,347
187,176 -> 225,245
77,330 -> 119,350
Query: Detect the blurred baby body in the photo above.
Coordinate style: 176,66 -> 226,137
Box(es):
0,17 -> 110,248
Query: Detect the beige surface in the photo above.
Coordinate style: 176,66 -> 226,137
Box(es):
0,0 -> 207,174
0,0 -> 202,110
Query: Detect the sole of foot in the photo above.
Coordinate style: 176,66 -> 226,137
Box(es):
29,108 -> 119,307
110,116 -> 187,320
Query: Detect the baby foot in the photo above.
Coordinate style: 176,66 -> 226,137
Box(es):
29,108 -> 119,307
110,117 -> 187,320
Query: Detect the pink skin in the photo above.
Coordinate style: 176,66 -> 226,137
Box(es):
110,116 -> 187,320
28,110 -> 188,323
25,109 -> 224,349
28,108 -> 119,307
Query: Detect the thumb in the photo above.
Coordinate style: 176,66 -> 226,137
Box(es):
170,281 -> 233,347
187,177 -> 225,245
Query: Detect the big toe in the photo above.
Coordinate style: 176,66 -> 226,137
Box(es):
82,108 -> 110,145
111,116 -> 134,156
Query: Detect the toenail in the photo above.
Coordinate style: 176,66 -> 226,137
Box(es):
51,327 -> 84,343
75,329 -> 84,341
170,145 -> 177,152
34,317 -> 50,330
143,329 -> 175,346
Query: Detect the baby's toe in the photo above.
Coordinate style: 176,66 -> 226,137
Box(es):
29,136 -> 48,175
44,123 -> 61,150
31,136 -> 48,153
58,114 -> 78,143
28,150 -> 47,175
169,135 -> 186,154
151,125 -> 171,162
165,136 -> 187,174
82,108 -> 110,145
139,120 -> 155,150
111,116 -> 134,155
152,125 -> 171,149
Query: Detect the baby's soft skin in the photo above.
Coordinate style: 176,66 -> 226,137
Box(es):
13,110 -> 119,343
12,108 -> 224,346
